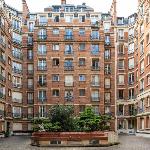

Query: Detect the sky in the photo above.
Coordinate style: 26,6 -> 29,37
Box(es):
5,0 -> 138,17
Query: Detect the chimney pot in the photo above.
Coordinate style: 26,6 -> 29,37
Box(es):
61,0 -> 66,5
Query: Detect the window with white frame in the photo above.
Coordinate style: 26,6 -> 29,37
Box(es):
118,59 -> 124,69
38,90 -> 46,101
79,15 -> 85,22
147,54 -> 150,65
105,92 -> 111,103
39,16 -> 47,25
128,73 -> 134,84
140,79 -> 144,92
91,75 -> 99,86
13,107 -> 21,118
128,58 -> 134,69
92,106 -> 99,115
118,44 -> 124,55
140,60 -> 144,74
79,89 -> 86,96
118,75 -> 124,85
39,105 -> 46,118
128,43 -> 134,54
52,89 -> 59,97
105,78 -> 111,89
12,92 -> 22,103
79,28 -> 85,35
53,28 -> 59,35
91,90 -> 99,101
147,75 -> 150,85
79,43 -> 85,50
129,88 -> 134,99
53,44 -> 59,51
140,40 -> 144,55
103,22 -> 111,32
104,49 -> 111,59
118,29 -> 124,39
105,106 -> 110,114
65,15 -> 73,23
38,44 -> 47,55
65,75 -> 73,86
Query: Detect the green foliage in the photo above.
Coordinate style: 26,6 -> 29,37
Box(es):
32,105 -> 111,132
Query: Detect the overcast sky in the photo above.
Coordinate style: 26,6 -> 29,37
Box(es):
5,0 -> 138,17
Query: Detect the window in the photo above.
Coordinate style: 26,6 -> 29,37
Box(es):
12,92 -> 22,103
38,59 -> 47,70
79,105 -> 85,113
105,106 -> 110,114
146,12 -> 150,24
79,89 -> 85,96
28,79 -> 33,89
79,74 -> 86,81
39,16 -> 47,25
65,90 -> 73,101
147,97 -> 150,107
79,43 -> 85,51
27,50 -> 33,60
52,74 -> 59,81
79,28 -> 85,35
128,43 -> 134,54
118,44 -> 124,55
91,75 -> 99,86
91,31 -> 99,39
92,106 -> 99,115
38,75 -> 46,85
105,64 -> 111,74
103,22 -> 111,32
118,90 -> 124,99
128,27 -> 134,36
140,60 -> 144,74
147,75 -> 150,85
140,23 -> 144,34
38,45 -> 46,55
52,58 -> 59,66
147,54 -> 150,65
91,90 -> 99,101
105,36 -> 110,45
38,29 -> 47,39
91,44 -> 99,55
53,28 -> 59,35
128,58 -> 134,69
64,59 -> 73,67
28,22 -> 34,32
13,107 -> 21,118
92,59 -> 99,69
118,105 -> 124,116
65,15 -> 73,23
52,89 -> 59,97
79,58 -> 85,66
105,78 -> 111,89
38,90 -> 46,101
140,79 -> 144,92
65,44 -> 73,54
118,29 -> 124,39
54,15 -> 59,22
53,44 -> 59,51
28,36 -> 33,45
146,33 -> 150,45
104,49 -> 111,59
118,75 -> 124,85
65,75 -> 73,86
129,88 -> 134,99
27,93 -> 33,104
12,32 -> 22,44
39,106 -> 46,118
140,40 -> 144,55
128,73 -> 134,85
79,15 -> 85,22
118,60 -> 124,69
105,93 -> 111,103
65,29 -> 73,37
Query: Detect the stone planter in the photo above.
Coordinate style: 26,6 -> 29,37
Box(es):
31,131 -> 118,147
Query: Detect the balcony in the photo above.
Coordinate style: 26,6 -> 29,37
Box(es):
64,35 -> 74,40
12,51 -> 23,60
105,85 -> 111,89
64,96 -> 74,101
28,99 -> 34,104
0,74 -> 5,83
37,81 -> 47,87
12,68 -> 22,74
91,66 -> 100,71
91,50 -> 99,55
90,36 -> 100,40
37,66 -> 47,71
28,85 -> 34,90
117,112 -> 124,116
38,35 -> 47,40
39,22 -> 48,26
0,37 -> 6,48
91,97 -> 100,102
12,25 -> 22,33
38,97 -> 47,102
28,70 -> 34,75
13,113 -> 22,118
128,81 -> 134,85
13,83 -> 22,88
91,22 -> 100,28
12,38 -> 22,46
0,56 -> 5,64
64,51 -> 74,55
64,66 -> 74,71
105,41 -> 111,46
27,55 -> 33,60
138,108 -> 144,114
12,98 -> 22,103
91,82 -> 100,87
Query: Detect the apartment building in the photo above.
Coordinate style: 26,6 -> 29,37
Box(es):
0,0 -> 150,137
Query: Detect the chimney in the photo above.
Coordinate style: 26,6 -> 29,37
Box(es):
61,0 -> 66,5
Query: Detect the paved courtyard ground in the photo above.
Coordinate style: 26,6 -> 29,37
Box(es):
0,135 -> 150,150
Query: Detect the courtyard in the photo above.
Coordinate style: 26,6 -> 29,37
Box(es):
0,135 -> 150,150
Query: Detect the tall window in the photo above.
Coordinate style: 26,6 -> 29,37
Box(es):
38,29 -> 47,39
104,49 -> 111,59
91,44 -> 99,54
38,45 -> 47,55
118,29 -> 124,39
128,58 -> 134,69
39,106 -> 46,118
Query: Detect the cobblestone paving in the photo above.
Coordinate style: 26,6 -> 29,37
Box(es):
0,135 -> 150,150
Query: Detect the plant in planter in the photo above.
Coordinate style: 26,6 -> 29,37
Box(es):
32,105 -> 111,132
